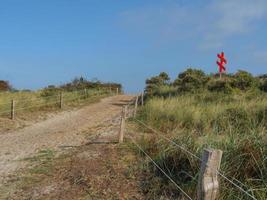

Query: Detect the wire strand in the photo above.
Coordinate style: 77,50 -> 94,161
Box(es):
217,171 -> 258,200
0,89 -> 105,106
0,94 -> 101,114
133,118 -> 202,161
128,135 -> 193,200
132,117 -> 258,200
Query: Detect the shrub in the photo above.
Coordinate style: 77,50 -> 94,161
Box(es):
259,79 -> 267,92
145,72 -> 170,96
174,68 -> 208,92
60,76 -> 122,92
232,70 -> 255,90
0,80 -> 12,91
207,78 -> 233,93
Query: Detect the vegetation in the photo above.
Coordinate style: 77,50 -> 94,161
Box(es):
145,69 -> 267,97
0,80 -> 12,91
0,77 -> 121,117
136,69 -> 267,199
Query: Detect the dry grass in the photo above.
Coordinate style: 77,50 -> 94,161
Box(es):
0,89 -> 109,117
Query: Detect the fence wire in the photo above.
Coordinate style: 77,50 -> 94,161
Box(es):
128,134 -> 193,200
0,92 -> 106,116
130,108 -> 258,200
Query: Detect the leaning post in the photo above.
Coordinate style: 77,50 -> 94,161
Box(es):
197,149 -> 223,200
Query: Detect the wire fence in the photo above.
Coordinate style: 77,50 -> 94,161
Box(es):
0,89 -> 113,117
128,134 -> 194,200
123,94 -> 260,200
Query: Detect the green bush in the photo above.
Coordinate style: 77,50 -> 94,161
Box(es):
145,72 -> 171,96
259,79 -> 267,92
207,78 -> 233,93
174,68 -> 208,92
232,70 -> 256,90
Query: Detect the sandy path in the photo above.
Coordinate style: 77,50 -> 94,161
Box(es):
0,95 -> 132,185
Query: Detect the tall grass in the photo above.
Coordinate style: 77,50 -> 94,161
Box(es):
136,92 -> 267,199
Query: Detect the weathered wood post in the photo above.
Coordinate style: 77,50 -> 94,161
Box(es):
197,149 -> 223,200
134,95 -> 139,118
116,88 -> 119,95
59,92 -> 63,109
11,99 -> 15,120
141,92 -> 144,106
119,106 -> 126,143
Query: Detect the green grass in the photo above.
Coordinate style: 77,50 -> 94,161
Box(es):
135,91 -> 267,199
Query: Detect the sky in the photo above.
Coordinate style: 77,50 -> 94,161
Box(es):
0,0 -> 267,93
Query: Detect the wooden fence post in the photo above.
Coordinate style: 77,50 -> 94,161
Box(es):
59,92 -> 63,109
119,106 -> 126,143
134,95 -> 139,118
11,99 -> 15,120
141,92 -> 144,106
197,149 -> 223,200
116,88 -> 119,95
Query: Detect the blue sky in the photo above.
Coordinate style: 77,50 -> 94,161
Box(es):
0,0 -> 267,93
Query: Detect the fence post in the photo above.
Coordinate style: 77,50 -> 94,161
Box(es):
11,99 -> 15,120
59,92 -> 63,109
141,92 -> 144,106
197,149 -> 223,200
119,106 -> 126,143
116,88 -> 119,95
134,95 -> 139,118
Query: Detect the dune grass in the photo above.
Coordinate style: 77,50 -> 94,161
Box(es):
135,91 -> 267,199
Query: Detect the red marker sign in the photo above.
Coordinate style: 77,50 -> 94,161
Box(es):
216,52 -> 227,78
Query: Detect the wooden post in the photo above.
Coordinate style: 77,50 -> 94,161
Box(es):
197,149 -> 223,200
11,99 -> 15,120
59,92 -> 63,109
141,92 -> 144,106
119,106 -> 126,143
134,95 -> 139,118
116,88 -> 119,95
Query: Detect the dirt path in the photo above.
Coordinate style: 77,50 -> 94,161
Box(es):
0,95 -> 133,186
